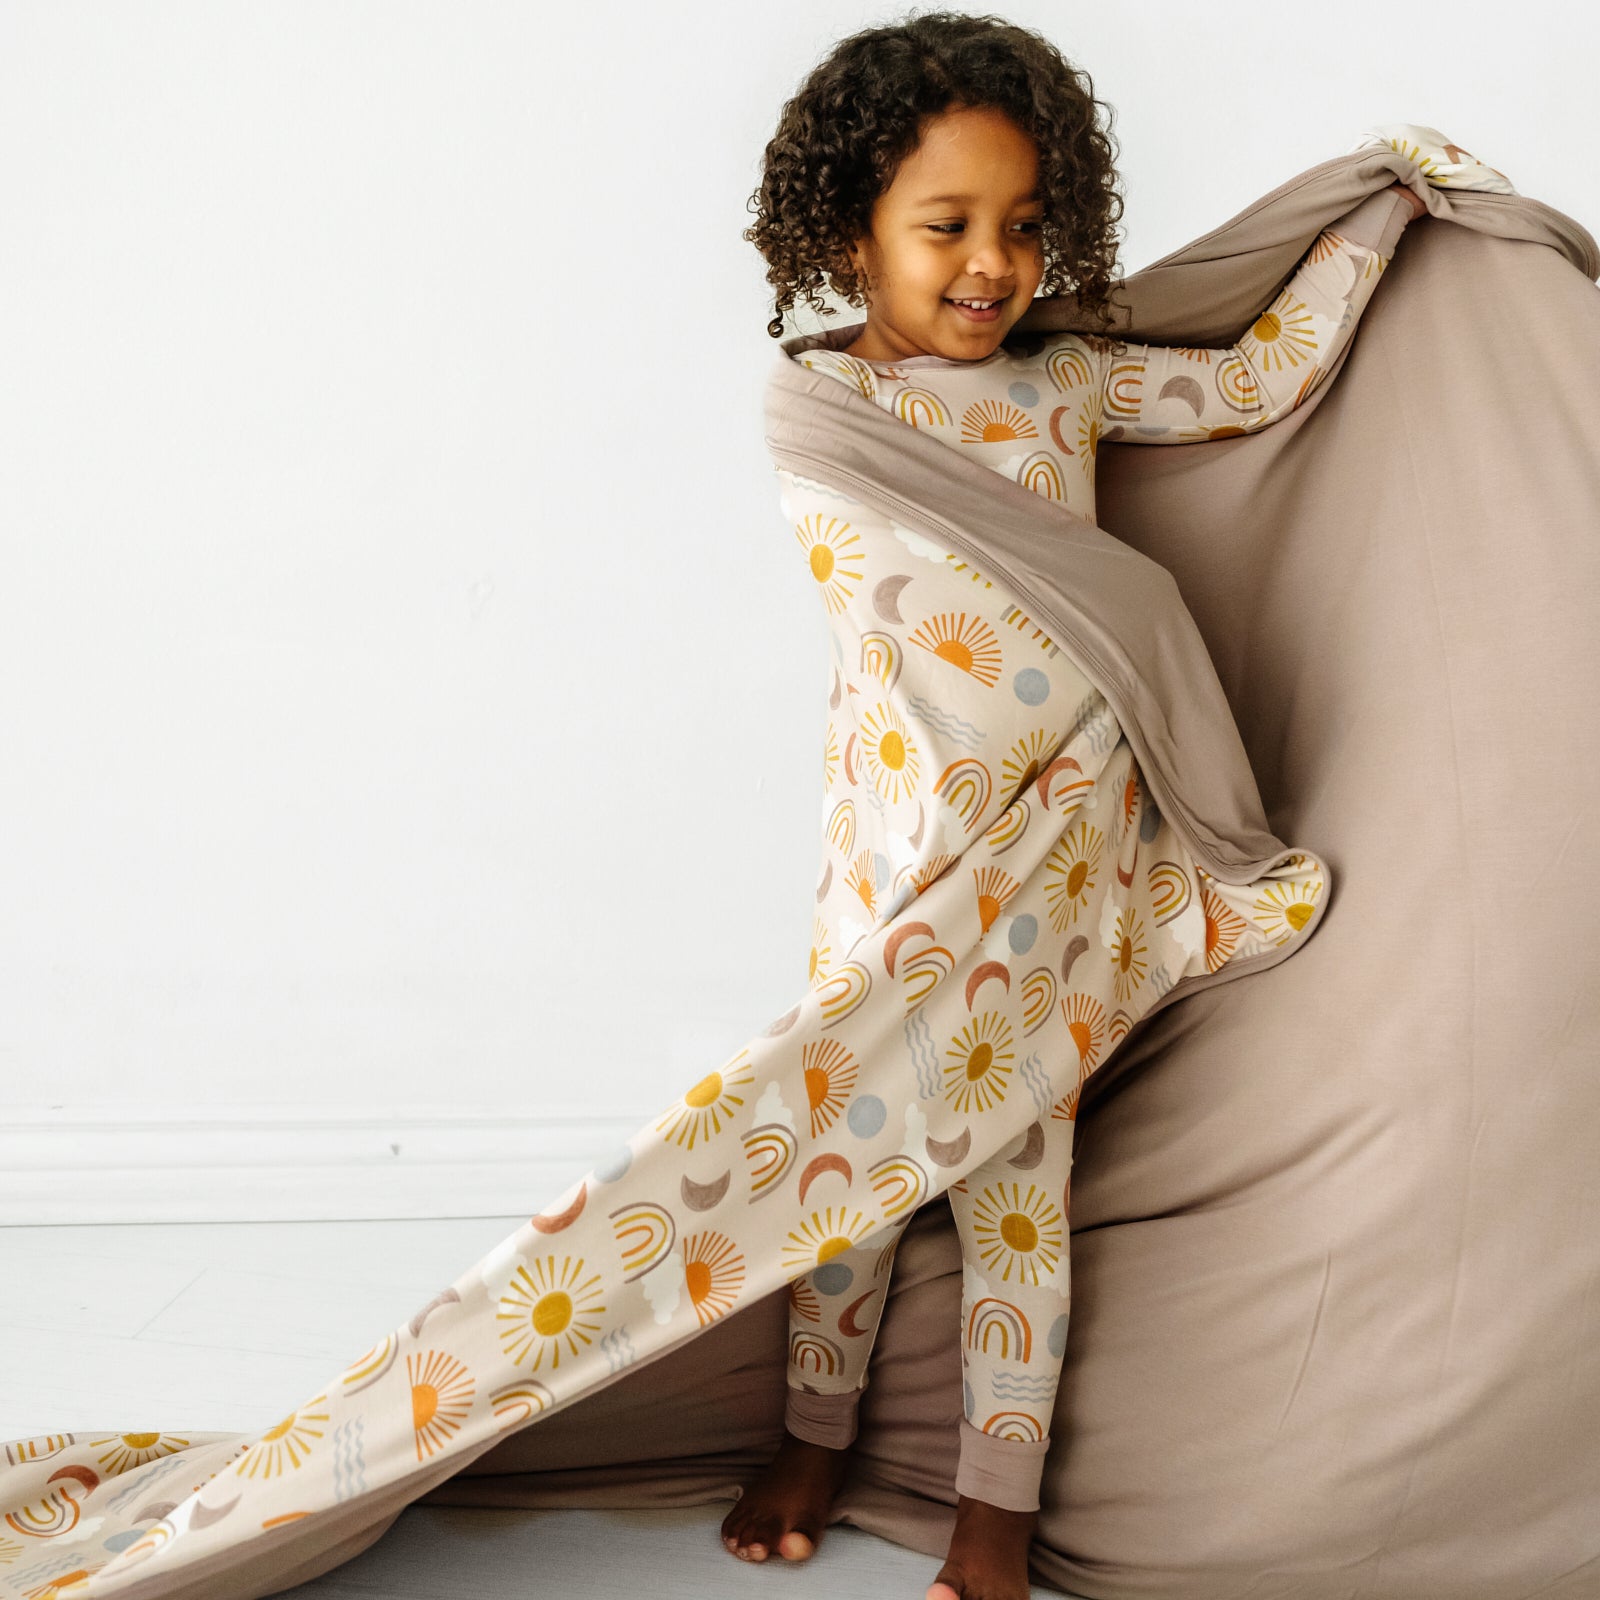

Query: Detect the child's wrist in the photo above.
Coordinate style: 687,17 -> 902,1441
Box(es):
1335,186 -> 1416,257
1387,180 -> 1427,221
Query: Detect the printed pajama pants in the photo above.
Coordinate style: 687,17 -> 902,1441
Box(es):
767,466 -> 1321,1508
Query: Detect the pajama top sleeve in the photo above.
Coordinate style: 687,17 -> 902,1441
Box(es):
1095,186 -> 1414,442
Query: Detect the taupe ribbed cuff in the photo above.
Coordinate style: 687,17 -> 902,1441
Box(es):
1334,185 -> 1414,257
784,1385 -> 862,1450
954,1417 -> 1050,1512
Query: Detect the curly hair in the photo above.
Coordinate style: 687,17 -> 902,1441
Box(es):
744,8 -> 1128,351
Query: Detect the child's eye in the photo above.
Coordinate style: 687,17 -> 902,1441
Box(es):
927,222 -> 1043,236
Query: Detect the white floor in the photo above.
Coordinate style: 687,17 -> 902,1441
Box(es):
0,1219 -> 1073,1598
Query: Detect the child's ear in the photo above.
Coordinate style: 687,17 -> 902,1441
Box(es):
843,241 -> 873,299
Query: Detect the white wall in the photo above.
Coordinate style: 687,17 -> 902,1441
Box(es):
2,1 -> 1590,1221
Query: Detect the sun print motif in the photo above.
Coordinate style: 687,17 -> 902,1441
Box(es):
1105,905 -> 1150,1002
787,1275 -> 822,1324
858,701 -> 922,804
802,1037 -> 860,1138
968,1181 -> 1064,1286
230,1398 -> 331,1480
681,1231 -> 746,1327
795,514 -> 866,615
808,915 -> 834,987
907,611 -> 1004,687
408,1349 -> 474,1462
656,1051 -> 757,1150
1253,873 -> 1324,945
1044,821 -> 1104,930
972,865 -> 1022,934
999,727 -> 1061,806
909,853 -> 960,896
1063,401 -> 1101,478
962,398 -> 1038,444
943,1012 -> 1016,1115
1201,881 -> 1250,973
1116,762 -> 1141,840
497,1255 -> 606,1371
1059,991 -> 1107,1079
89,1434 -> 189,1478
782,1206 -> 877,1276
844,849 -> 879,919
1239,290 -> 1321,372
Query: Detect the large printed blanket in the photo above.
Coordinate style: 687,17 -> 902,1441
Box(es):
5,137 -> 1597,1600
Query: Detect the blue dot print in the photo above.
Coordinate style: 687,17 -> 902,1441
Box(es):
1014,667 -> 1050,705
1008,914 -> 1038,955
848,1095 -> 887,1139
1009,381 -> 1040,408
812,1261 -> 854,1296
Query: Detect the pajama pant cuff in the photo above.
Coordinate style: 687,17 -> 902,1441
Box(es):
954,1418 -> 1050,1512
783,1385 -> 862,1449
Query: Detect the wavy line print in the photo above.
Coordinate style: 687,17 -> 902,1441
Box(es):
906,1008 -> 941,1101
601,1326 -> 637,1375
1018,1051 -> 1053,1120
988,1372 -> 1062,1399
904,694 -> 987,751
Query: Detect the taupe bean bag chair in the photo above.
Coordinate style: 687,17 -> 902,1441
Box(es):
419,143 -> 1600,1597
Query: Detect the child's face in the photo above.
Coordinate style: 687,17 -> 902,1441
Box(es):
843,103 -> 1046,364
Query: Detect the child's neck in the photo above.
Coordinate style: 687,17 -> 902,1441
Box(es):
840,329 -> 1002,366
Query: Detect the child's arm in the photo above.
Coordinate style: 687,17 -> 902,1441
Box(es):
1096,184 -> 1417,443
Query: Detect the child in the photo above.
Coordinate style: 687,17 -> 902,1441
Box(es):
728,13 -> 1428,1600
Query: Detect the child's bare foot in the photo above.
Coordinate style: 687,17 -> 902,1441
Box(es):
720,1430 -> 852,1563
924,1493 -> 1039,1600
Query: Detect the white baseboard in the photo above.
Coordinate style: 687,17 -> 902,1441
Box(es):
0,1105 -> 656,1225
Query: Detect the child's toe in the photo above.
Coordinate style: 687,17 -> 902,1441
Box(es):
777,1528 -> 817,1560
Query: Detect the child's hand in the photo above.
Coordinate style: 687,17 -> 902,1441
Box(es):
1347,123 -> 1518,195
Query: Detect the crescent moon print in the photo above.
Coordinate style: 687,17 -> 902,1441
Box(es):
681,1170 -> 732,1211
1047,403 -> 1078,454
1157,373 -> 1207,416
873,573 -> 913,623
838,1289 -> 880,1338
530,1183 -> 587,1234
965,960 -> 1011,1010
926,1127 -> 973,1168
48,1464 -> 99,1494
1007,1121 -> 1046,1170
797,1153 -> 853,1204
189,1484 -> 244,1528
